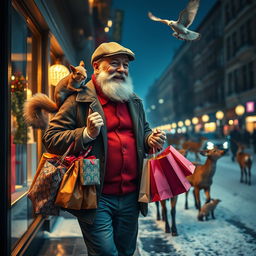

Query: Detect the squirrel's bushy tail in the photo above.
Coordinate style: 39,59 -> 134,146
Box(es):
23,93 -> 58,129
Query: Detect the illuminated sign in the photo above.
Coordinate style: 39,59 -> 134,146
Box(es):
246,101 -> 254,113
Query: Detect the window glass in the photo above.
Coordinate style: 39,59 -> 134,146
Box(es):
10,7 -> 38,249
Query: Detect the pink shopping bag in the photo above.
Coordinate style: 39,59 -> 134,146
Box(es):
159,145 -> 195,176
149,159 -> 173,202
157,153 -> 191,196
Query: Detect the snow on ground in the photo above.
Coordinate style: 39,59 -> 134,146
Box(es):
137,152 -> 256,256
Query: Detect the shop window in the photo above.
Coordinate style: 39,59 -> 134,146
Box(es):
242,65 -> 248,90
10,7 -> 39,249
248,61 -> 254,89
232,32 -> 237,56
226,36 -> 231,61
240,24 -> 246,47
246,18 -> 252,44
227,73 -> 233,95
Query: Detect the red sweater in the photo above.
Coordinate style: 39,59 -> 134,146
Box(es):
92,75 -> 138,195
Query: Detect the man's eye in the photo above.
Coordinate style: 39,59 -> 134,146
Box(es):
124,64 -> 129,69
111,62 -> 119,66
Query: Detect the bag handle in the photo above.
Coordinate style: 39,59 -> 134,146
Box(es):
81,145 -> 93,158
58,141 -> 75,165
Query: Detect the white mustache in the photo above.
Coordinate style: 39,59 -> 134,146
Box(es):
108,72 -> 126,81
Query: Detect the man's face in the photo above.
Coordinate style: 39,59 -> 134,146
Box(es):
94,54 -> 129,82
93,54 -> 134,102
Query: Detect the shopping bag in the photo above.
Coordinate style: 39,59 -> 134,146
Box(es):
149,158 -> 173,202
28,142 -> 75,216
79,157 -> 100,185
55,161 -> 97,210
27,153 -> 67,216
156,151 -> 192,196
160,145 -> 195,176
81,184 -> 97,209
138,159 -> 151,203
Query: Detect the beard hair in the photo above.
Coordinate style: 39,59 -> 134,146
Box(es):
95,70 -> 134,102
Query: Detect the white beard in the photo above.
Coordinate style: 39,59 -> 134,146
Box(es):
96,70 -> 134,102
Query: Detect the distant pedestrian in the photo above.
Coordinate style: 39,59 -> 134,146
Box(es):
241,129 -> 251,148
252,128 -> 256,154
229,126 -> 242,162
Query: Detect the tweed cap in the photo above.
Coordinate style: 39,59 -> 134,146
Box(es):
91,42 -> 135,64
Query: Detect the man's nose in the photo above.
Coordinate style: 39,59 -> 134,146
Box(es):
117,64 -> 125,73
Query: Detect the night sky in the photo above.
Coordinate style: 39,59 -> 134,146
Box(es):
111,0 -> 217,101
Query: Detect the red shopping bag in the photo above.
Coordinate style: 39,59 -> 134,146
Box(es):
157,153 -> 192,196
160,145 -> 195,176
149,159 -> 173,202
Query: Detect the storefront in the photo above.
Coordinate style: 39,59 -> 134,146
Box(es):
1,0 -> 111,255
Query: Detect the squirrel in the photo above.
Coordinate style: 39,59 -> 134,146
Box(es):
23,60 -> 87,129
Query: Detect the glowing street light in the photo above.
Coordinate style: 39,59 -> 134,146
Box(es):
185,119 -> 191,126
216,110 -> 224,120
202,114 -> 210,122
192,117 -> 199,125
229,120 -> 234,125
107,20 -> 113,27
178,121 -> 184,127
235,104 -> 245,116
158,98 -> 164,104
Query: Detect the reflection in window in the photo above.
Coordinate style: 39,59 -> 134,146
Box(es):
10,6 -> 38,249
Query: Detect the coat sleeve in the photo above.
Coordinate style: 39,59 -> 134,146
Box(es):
140,101 -> 152,153
42,95 -> 87,155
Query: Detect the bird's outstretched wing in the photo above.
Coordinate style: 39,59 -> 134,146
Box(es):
175,30 -> 201,41
177,0 -> 200,28
148,12 -> 170,26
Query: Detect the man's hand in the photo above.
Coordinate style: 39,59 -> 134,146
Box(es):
86,110 -> 104,139
148,128 -> 166,151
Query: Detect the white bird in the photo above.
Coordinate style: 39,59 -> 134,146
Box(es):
148,0 -> 201,41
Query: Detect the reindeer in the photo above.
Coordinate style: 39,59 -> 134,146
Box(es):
155,148 -> 188,236
182,137 -> 208,161
166,133 -> 185,149
236,144 -> 252,185
184,148 -> 225,220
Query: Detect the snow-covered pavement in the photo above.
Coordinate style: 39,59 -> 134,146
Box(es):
137,152 -> 256,256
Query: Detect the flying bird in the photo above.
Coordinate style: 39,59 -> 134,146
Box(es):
148,0 -> 201,41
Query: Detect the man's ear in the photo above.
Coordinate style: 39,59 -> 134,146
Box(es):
93,62 -> 100,74
70,65 -> 76,73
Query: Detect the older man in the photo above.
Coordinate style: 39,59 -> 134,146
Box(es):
43,42 -> 166,256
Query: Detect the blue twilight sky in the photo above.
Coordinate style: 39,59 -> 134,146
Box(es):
111,0 -> 217,101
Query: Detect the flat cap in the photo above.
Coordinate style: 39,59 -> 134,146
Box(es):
91,42 -> 135,64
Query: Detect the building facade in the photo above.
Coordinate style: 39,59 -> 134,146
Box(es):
223,0 -> 256,132
146,0 -> 256,135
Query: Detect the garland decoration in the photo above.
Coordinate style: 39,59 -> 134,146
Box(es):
11,72 -> 28,144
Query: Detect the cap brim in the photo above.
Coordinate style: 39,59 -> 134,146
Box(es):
93,51 -> 135,63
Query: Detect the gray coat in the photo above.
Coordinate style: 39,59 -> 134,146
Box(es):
43,80 -> 152,224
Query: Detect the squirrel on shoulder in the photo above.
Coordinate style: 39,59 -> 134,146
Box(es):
23,60 -> 87,129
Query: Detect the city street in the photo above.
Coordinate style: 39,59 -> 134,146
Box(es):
137,151 -> 256,256
39,149 -> 256,255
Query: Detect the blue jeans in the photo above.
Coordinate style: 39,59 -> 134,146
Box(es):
77,192 -> 140,256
